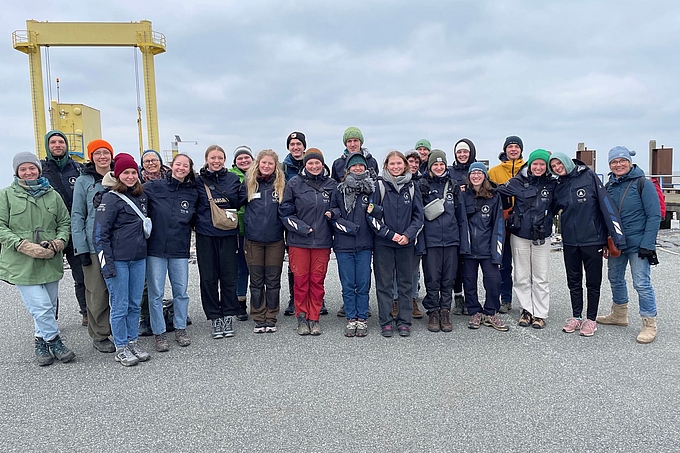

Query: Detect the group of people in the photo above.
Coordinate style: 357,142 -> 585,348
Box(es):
0,128 -> 661,367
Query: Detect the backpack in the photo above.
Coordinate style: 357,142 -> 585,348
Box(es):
645,178 -> 666,218
376,179 -> 414,205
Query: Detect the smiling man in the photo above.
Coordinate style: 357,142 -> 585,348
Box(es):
331,127 -> 379,183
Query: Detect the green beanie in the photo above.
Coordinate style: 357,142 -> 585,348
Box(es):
527,149 -> 551,167
415,139 -> 431,151
343,127 -> 364,145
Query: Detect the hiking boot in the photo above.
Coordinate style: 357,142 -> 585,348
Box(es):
637,317 -> 657,344
531,317 -> 546,329
381,325 -> 393,338
81,315 -> 88,327
320,302 -> 329,316
412,299 -> 423,319
128,340 -> 150,361
175,329 -> 191,347
518,309 -> 533,327
356,319 -> 368,337
186,315 -> 192,325
35,337 -> 54,366
562,317 -> 582,333
345,319 -> 357,337
337,306 -> 346,317
390,300 -> 398,318
452,295 -> 465,315
211,318 -> 224,339
499,302 -> 512,314
154,333 -> 169,352
440,309 -> 453,332
398,325 -> 411,337
596,303 -> 629,326
297,314 -> 310,336
222,316 -> 235,337
468,312 -> 482,329
428,310 -> 441,332
115,346 -> 139,367
579,319 -> 597,337
138,317 -> 152,337
253,323 -> 267,334
93,338 -> 116,353
236,298 -> 248,321
46,335 -> 75,363
483,314 -> 509,332
265,323 -> 277,333
309,320 -> 321,336
284,300 -> 295,316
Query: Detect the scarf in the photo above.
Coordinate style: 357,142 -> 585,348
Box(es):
381,170 -> 412,193
338,171 -> 375,212
15,177 -> 52,199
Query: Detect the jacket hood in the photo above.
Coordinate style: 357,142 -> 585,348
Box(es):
44,130 -> 70,162
102,171 -> 118,188
300,165 -> 331,179
82,161 -> 112,179
453,138 -> 477,167
199,166 -> 228,178
342,147 -> 372,160
608,164 -> 645,183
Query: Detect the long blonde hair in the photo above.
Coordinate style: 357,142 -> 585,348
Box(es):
245,149 -> 285,203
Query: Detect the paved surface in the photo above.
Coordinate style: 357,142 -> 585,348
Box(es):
1,233 -> 680,452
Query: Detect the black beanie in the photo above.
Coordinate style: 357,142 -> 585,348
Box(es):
503,135 -> 523,153
287,131 -> 307,150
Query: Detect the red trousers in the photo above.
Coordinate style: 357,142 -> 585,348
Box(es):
288,246 -> 330,321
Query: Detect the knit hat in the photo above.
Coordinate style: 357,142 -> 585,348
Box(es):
114,153 -> 139,179
468,162 -> 488,178
428,149 -> 447,170
415,139 -> 432,151
454,141 -> 470,152
527,149 -> 551,167
44,130 -> 70,158
287,131 -> 306,150
232,145 -> 253,165
303,148 -> 324,166
503,135 -> 524,153
549,151 -> 576,175
346,152 -> 368,170
343,127 -> 364,145
608,146 -> 636,164
142,149 -> 163,165
13,152 -> 42,176
86,139 -> 114,161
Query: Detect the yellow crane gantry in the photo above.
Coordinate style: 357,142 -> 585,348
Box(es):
12,20 -> 166,159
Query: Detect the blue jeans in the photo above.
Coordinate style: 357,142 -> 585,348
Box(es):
237,236 -> 249,298
105,259 -> 146,347
147,256 -> 190,333
607,251 -> 657,318
336,250 -> 372,320
17,281 -> 60,341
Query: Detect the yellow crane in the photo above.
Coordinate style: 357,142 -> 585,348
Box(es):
12,20 -> 166,159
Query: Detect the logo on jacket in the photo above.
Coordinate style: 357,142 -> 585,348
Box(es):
272,190 -> 279,202
446,193 -> 454,202
69,176 -> 77,185
540,188 -> 550,198
481,205 -> 490,214
361,194 -> 369,204
403,192 -> 411,203
576,188 -> 586,198
180,200 -> 190,210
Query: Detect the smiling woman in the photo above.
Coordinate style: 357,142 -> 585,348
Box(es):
141,149 -> 170,182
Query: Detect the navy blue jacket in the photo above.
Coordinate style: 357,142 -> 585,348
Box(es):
279,169 -> 336,249
463,187 -> 504,264
195,167 -> 246,237
419,172 -> 470,252
283,154 -> 304,182
329,184 -> 374,253
41,157 -> 83,213
367,176 -> 424,248
244,175 -> 285,243
553,160 -> 625,249
144,174 -> 198,259
94,189 -> 148,278
331,148 -> 379,182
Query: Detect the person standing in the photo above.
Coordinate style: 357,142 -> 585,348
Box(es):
331,127 -> 379,183
140,149 -> 170,181
415,139 -> 432,174
404,150 -> 425,318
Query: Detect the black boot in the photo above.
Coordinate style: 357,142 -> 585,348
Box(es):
35,337 -> 54,366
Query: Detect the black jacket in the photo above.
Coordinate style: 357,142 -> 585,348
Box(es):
41,157 -> 83,213
244,175 -> 285,243
329,185 -> 374,253
331,148 -> 379,182
195,167 -> 246,237
448,138 -> 478,186
367,176 -> 424,249
419,172 -> 470,252
462,187 -> 504,264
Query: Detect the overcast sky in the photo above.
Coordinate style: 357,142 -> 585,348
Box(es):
2,1 -> 679,186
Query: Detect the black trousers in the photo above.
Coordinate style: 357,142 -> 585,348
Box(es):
374,244 -> 414,327
196,233 -> 239,319
422,246 -> 458,313
64,247 -> 87,316
562,244 -> 603,321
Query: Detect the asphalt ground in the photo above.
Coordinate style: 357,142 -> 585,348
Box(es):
2,233 -> 680,452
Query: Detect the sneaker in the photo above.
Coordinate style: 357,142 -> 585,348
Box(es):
175,329 -> 191,347
381,325 -> 394,338
92,338 -> 116,353
284,300 -> 295,316
264,323 -> 277,333
468,312 -> 482,329
483,314 -> 509,332
138,317 -> 152,337
440,309 -> 453,332
310,320 -> 321,336
518,309 -> 533,327
320,302 -> 328,316
222,316 -> 235,337
499,302 -> 512,314
115,346 -> 140,367
128,340 -> 150,361
253,323 -> 267,334
452,295 -> 465,315
337,306 -> 346,317
154,333 -> 169,352
35,337 -> 54,366
356,319 -> 368,337
46,335 -> 76,363
81,315 -> 88,327
579,319 -> 597,337
398,325 -> 411,337
297,313 -> 310,335
562,317 -> 582,333
345,319 -> 358,337
211,318 -> 224,339
531,317 -> 546,329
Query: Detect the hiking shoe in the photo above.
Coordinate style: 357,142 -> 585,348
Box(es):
562,317 -> 582,333
284,300 -> 295,316
175,329 -> 191,347
381,325 -> 393,338
93,338 -> 116,353
320,302 -> 328,316
310,321 -> 321,336
223,316 -> 235,337
452,295 -> 465,315
186,315 -> 193,325
356,319 -> 368,337
499,302 -> 512,314
253,323 -> 267,334
154,333 -> 169,352
211,318 -> 224,339
468,312 -> 482,329
483,314 -> 509,332
345,319 -> 357,337
398,325 -> 411,337
128,340 -> 150,361
35,337 -> 54,366
518,309 -> 533,327
265,323 -> 277,333
579,319 -> 597,337
412,299 -> 423,319
115,346 -> 139,367
81,315 -> 88,327
531,317 -> 546,329
46,335 -> 75,363
390,300 -> 398,318
337,306 -> 346,317
297,313 -> 310,335
428,311 -> 441,332
440,309 -> 453,332
138,317 -> 152,337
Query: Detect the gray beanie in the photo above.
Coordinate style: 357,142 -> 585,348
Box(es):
13,152 -> 42,176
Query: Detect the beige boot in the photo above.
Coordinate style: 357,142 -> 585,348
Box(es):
637,317 -> 657,344
596,303 -> 629,326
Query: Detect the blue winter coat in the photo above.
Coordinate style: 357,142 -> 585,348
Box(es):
71,163 -> 110,255
553,159 -> 625,249
144,174 -> 198,259
606,165 -> 660,253
419,172 -> 470,252
329,183 -> 374,253
195,167 -> 246,237
244,175 -> 285,243
282,154 -> 304,182
367,176 -> 424,248
331,148 -> 379,182
462,187 -> 504,264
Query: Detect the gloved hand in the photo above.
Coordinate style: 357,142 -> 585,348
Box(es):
41,239 -> 65,253
638,248 -> 659,265
17,240 -> 56,260
77,253 -> 92,267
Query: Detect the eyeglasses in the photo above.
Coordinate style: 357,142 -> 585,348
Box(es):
469,170 -> 485,176
609,159 -> 629,166
143,159 -> 159,164
92,150 -> 110,157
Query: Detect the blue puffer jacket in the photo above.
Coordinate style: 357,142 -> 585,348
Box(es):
94,188 -> 148,278
419,172 -> 470,252
244,175 -> 284,243
462,186 -> 504,264
144,173 -> 198,259
283,154 -> 304,182
367,176 -> 424,248
331,148 -> 379,182
329,182 -> 374,253
553,159 -> 625,249
606,165 -> 660,253
71,163 -> 110,255
195,167 -> 246,237
279,168 -> 336,249
497,165 -> 556,241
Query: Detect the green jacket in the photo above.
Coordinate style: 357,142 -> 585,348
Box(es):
0,183 -> 71,285
228,166 -> 247,236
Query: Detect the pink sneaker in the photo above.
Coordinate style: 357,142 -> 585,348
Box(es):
562,318 -> 582,333
579,319 -> 597,337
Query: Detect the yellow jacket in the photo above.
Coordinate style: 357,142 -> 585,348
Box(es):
488,157 -> 525,184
